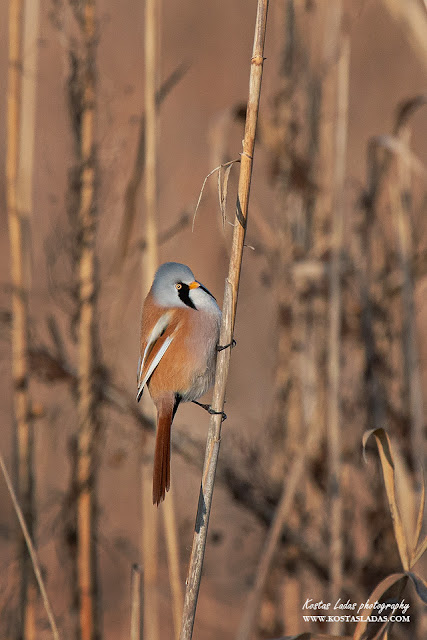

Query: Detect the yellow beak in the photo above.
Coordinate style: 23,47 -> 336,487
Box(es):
188,281 -> 200,289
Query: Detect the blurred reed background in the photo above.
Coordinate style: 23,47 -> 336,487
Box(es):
1,1 -> 427,639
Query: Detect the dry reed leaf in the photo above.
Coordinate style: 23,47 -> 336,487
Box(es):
392,446 -> 417,554
411,472 -> 426,566
370,134 -> 427,179
406,571 -> 427,603
395,95 -> 427,134
192,158 -> 240,231
219,162 -> 234,228
370,621 -> 391,640
411,534 -> 427,567
353,572 -> 407,640
362,428 -> 410,570
366,573 -> 427,640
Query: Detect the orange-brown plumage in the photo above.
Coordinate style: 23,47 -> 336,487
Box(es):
137,263 -> 221,505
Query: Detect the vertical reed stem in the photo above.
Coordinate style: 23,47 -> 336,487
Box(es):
389,129 -> 425,480
6,0 -> 35,635
179,2 -> 269,638
76,2 -> 99,639
327,35 -> 349,636
162,487 -> 183,640
141,1 -> 159,638
130,564 -> 142,640
17,0 -> 40,635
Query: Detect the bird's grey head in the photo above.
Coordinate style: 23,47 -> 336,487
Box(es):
151,262 -> 219,312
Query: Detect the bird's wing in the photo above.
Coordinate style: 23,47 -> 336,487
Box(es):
137,311 -> 178,401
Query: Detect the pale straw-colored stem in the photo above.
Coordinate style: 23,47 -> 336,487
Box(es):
17,1 -> 41,635
7,0 -> 36,635
327,34 -> 349,636
393,131 -> 425,475
76,2 -> 98,639
141,1 -> 160,639
162,487 -> 183,640
179,2 -> 269,639
130,564 -> 142,640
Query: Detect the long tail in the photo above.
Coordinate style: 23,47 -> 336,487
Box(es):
153,394 -> 180,505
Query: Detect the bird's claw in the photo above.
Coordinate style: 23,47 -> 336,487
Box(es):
217,339 -> 236,352
207,407 -> 227,421
192,400 -> 227,421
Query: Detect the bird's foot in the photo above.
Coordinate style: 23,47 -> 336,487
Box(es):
192,400 -> 227,421
217,339 -> 236,352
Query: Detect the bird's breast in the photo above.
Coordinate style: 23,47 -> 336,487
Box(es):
147,307 -> 220,402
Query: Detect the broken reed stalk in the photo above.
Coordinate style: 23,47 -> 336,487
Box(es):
6,0 -> 36,636
327,34 -> 349,635
141,1 -> 159,639
236,426 -> 320,640
0,452 -> 60,640
76,2 -> 99,639
179,2 -> 269,638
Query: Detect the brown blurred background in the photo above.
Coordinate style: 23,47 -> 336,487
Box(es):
1,0 -> 427,639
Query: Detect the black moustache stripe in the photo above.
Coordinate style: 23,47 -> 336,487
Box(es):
178,284 -> 197,310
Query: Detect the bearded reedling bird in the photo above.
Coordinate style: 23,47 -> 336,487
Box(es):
137,262 -> 222,505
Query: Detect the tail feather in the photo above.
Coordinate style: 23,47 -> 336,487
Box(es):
152,395 -> 180,505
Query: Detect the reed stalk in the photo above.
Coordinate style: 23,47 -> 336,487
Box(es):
392,131 -> 425,475
327,34 -> 349,635
381,0 -> 427,67
6,0 -> 36,635
179,2 -> 269,638
76,2 -> 99,639
130,564 -> 142,640
162,486 -> 183,640
17,0 -> 41,635
141,1 -> 159,638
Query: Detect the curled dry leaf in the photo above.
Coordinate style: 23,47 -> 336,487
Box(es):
368,134 -> 427,180
362,428 -> 410,570
192,158 -> 240,231
407,571 -> 427,604
411,470 -> 426,566
353,572 -> 407,640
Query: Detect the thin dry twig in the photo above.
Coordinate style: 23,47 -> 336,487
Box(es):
192,158 -> 240,231
0,452 -> 60,640
179,2 -> 269,639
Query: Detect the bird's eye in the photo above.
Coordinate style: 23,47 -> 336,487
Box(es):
175,283 -> 182,290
